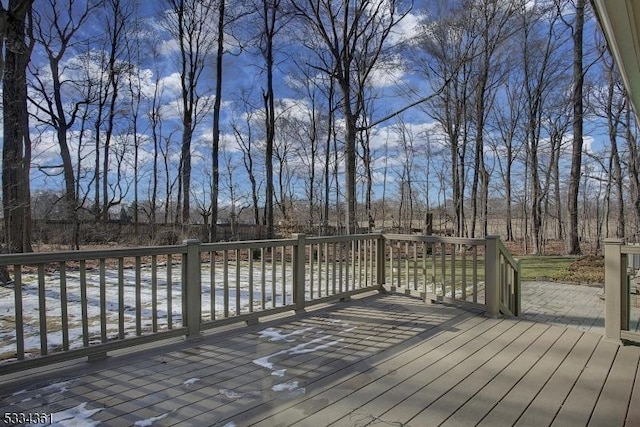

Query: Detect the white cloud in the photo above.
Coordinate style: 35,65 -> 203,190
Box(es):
159,39 -> 180,56
388,11 -> 426,45
158,72 -> 183,99
369,64 -> 406,88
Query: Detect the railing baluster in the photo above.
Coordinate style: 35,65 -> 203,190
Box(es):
15,265 -> 24,360
38,264 -> 47,356
422,241 -> 428,294
236,249 -> 241,315
59,262 -> 69,351
211,251 -> 216,320
271,247 -> 277,308
152,255 -> 158,333
324,242 -> 329,296
396,242 -> 401,290
352,240 -> 357,290
166,256 -> 173,329
333,244 -> 342,294
80,260 -> 89,347
332,242 -> 337,295
473,246 -> 478,303
249,249 -> 254,313
431,242 -> 436,294
261,247 -> 266,309
451,244 -> 456,299
318,243 -> 322,298
440,242 -> 446,296
99,259 -> 107,343
309,244 -> 314,300
462,247 -> 467,301
367,239 -> 372,287
363,239 -> 368,288
413,242 -> 418,291
281,246 -> 286,305
405,241 -> 410,290
223,250 -> 229,317
135,256 -> 142,336
118,258 -> 125,338
385,241 -> 395,287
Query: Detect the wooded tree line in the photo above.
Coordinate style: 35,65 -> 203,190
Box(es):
0,0 -> 637,255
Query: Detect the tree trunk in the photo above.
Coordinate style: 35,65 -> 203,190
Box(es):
1,0 -> 34,254
566,0 -> 585,255
210,0 -> 225,242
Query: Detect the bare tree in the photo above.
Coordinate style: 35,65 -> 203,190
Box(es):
209,0 -> 225,242
587,34 -> 626,240
565,0 -> 586,254
231,96 -> 263,226
293,0 -> 411,234
252,0 -> 290,238
162,0 -> 216,225
519,1 -> 567,254
393,117 -> 416,230
100,0 -> 134,221
29,0 -> 101,248
1,0 -> 34,254
419,4 -> 474,237
467,0 -> 514,238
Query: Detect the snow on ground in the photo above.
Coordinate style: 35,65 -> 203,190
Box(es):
133,412 -> 170,426
0,261 -> 301,360
257,327 -> 315,342
182,378 -> 200,386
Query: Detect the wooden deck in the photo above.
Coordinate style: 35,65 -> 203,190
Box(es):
2,292 -> 640,426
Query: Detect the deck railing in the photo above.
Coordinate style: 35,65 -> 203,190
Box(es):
0,233 -> 519,374
604,239 -> 640,344
381,234 -> 520,316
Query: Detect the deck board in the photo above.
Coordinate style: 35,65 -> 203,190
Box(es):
589,344 -> 640,427
478,327 -> 584,426
515,331 -> 602,427
551,337 -> 620,426
361,319 -> 526,426
407,321 -> 545,426
237,303 -> 487,426
1,292 -> 640,427
439,323 -> 563,427
279,317 -> 505,427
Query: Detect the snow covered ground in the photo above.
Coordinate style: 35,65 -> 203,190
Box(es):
0,258 -> 375,362
0,261 -> 298,361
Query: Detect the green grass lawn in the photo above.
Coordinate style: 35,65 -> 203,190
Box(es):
518,255 -> 604,284
386,254 -> 604,285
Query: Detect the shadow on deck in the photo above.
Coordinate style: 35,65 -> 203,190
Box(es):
2,292 -> 640,426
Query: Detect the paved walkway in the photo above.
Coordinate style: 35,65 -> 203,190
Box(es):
520,281 -> 607,334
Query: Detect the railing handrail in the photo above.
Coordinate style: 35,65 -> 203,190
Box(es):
200,238 -> 298,251
498,240 -> 519,271
383,233 -> 487,246
307,233 -> 382,244
620,244 -> 640,255
0,244 -> 187,265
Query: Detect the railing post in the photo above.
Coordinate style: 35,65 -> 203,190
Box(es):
293,233 -> 307,313
604,238 -> 626,344
183,239 -> 202,339
376,232 -> 386,291
515,259 -> 522,317
485,235 -> 500,318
